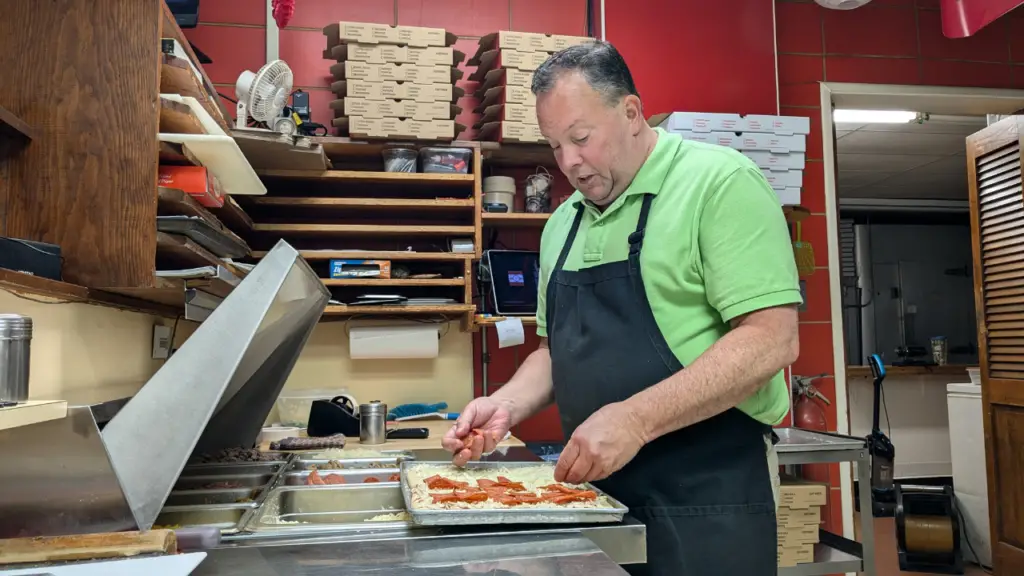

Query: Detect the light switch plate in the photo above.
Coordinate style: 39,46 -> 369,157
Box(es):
152,324 -> 172,359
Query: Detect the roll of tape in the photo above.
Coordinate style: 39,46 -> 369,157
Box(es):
904,515 -> 955,554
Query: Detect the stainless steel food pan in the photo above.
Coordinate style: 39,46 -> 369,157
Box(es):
173,473 -> 275,491
165,488 -> 259,507
155,503 -> 254,533
283,469 -> 400,486
179,462 -> 282,477
245,484 -> 409,533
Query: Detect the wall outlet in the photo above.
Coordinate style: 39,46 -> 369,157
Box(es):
152,324 -> 172,359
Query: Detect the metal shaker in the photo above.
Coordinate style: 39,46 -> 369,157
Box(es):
359,400 -> 387,445
0,314 -> 32,403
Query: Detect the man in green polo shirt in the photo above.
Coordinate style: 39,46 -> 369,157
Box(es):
443,40 -> 801,575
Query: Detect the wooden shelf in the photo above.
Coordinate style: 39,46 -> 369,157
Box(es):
253,250 -> 471,261
846,364 -> 976,378
322,304 -> 475,317
0,401 -> 68,432
479,141 -> 556,168
474,314 -> 538,328
101,275 -> 236,309
321,278 -> 464,287
482,212 -> 551,227
253,223 -> 474,236
157,187 -> 250,252
257,169 -> 475,186
312,137 -> 481,163
248,197 -> 474,210
0,269 -> 180,317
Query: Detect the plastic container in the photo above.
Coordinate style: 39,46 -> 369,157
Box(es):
967,367 -> 980,385
483,176 -> 516,212
275,389 -> 349,427
420,147 -> 473,174
382,147 -> 418,173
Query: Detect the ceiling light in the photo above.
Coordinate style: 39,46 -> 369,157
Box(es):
833,109 -> 918,124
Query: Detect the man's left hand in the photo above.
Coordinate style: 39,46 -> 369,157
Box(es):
554,401 -> 647,484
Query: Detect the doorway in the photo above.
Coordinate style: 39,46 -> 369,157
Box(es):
818,82 -> 1024,558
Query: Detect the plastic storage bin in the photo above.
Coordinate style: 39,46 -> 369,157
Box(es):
420,147 -> 473,174
275,389 -> 348,427
382,147 -> 418,173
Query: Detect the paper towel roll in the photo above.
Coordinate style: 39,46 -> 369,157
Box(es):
349,324 -> 440,359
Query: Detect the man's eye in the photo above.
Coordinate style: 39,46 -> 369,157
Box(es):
572,135 -> 589,144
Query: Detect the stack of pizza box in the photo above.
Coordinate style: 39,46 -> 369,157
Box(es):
777,476 -> 828,567
323,21 -> 466,141
469,31 -> 593,143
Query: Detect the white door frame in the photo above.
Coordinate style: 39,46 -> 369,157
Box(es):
818,82 -> 1024,540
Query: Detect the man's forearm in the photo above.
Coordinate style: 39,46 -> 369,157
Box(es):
624,307 -> 799,443
491,340 -> 554,426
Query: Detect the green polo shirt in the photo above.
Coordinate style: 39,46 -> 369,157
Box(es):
536,128 -> 801,425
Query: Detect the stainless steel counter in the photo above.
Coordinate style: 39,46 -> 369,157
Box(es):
196,533 -> 630,575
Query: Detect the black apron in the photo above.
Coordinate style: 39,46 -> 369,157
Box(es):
546,193 -> 778,576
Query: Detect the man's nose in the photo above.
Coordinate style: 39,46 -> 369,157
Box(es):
558,145 -> 584,171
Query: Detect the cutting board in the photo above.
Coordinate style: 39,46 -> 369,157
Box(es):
0,530 -> 177,565
0,552 -> 206,576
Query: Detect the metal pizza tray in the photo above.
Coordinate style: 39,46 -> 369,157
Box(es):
400,461 -> 628,526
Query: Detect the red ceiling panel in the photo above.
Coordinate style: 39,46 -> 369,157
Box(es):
825,55 -> 921,84
822,5 -> 918,56
920,58 -> 1013,86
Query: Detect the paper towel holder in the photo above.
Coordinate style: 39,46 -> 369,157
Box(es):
349,324 -> 441,359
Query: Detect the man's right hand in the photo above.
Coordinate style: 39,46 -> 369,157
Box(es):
442,397 -> 512,467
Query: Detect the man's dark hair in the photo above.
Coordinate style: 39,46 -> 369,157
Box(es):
531,40 -> 639,106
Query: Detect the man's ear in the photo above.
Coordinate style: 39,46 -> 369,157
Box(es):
623,95 -> 644,133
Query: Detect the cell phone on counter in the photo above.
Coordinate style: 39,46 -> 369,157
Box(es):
386,428 -> 429,439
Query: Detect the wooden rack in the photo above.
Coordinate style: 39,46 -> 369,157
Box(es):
245,141 -> 484,328
1,0 -> 246,319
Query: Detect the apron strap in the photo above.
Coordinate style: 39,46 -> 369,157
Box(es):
627,193 -> 655,256
554,203 -> 586,274
626,193 -> 678,371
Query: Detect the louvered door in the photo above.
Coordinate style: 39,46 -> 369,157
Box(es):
968,116 -> 1024,575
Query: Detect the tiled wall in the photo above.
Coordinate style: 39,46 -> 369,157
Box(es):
184,0 -> 588,137
775,0 -> 1024,533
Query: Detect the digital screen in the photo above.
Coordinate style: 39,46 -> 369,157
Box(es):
487,251 -> 540,316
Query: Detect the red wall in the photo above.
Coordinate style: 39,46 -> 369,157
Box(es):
186,0 -> 1024,532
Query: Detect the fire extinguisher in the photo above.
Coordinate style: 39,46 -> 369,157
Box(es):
793,373 -> 831,431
